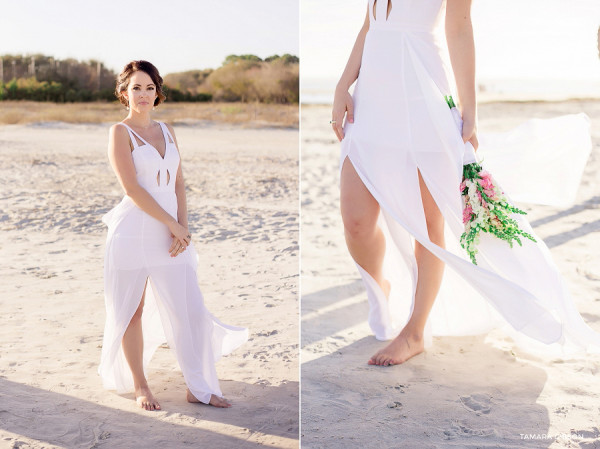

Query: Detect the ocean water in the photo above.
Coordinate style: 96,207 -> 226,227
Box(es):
302,77 -> 600,105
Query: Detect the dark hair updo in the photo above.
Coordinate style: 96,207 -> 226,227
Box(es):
115,60 -> 166,107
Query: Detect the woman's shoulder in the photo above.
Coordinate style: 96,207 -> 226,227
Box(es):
110,121 -> 129,133
161,121 -> 176,133
108,122 -> 131,144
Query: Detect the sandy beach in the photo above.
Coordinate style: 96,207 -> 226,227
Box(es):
301,101 -> 600,448
0,120 -> 299,448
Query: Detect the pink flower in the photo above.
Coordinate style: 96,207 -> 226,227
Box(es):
460,180 -> 466,192
477,177 -> 494,191
484,188 -> 496,200
479,170 -> 491,180
463,204 -> 473,224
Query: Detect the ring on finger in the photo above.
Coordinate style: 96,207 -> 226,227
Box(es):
330,120 -> 336,124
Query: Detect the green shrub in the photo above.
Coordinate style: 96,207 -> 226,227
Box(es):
0,53 -> 298,104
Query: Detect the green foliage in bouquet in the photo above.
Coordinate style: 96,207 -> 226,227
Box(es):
445,95 -> 537,265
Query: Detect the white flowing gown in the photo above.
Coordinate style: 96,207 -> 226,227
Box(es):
98,121 -> 248,403
340,0 -> 600,355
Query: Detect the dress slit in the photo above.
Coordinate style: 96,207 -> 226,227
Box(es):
340,137 -> 574,349
98,121 -> 248,403
337,0 -> 600,356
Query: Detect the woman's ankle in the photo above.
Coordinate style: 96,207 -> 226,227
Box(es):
399,325 -> 424,342
134,380 -> 149,390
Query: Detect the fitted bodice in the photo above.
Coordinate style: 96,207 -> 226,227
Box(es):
368,0 -> 445,33
355,0 -> 453,119
119,121 -> 180,195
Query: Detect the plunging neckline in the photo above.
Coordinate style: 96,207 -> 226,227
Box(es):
121,121 -> 169,160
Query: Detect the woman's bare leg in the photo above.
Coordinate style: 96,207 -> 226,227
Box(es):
340,157 -> 390,297
369,170 -> 446,365
122,278 -> 161,410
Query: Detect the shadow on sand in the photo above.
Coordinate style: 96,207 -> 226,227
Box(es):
0,376 -> 298,448
302,333 -> 551,449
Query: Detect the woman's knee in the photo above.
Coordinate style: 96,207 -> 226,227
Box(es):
340,158 -> 380,240
340,188 -> 379,240
342,210 -> 379,240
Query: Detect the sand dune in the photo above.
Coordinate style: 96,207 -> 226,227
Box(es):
0,121 -> 299,448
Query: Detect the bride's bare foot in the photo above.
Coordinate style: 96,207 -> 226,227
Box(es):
135,384 -> 161,411
186,388 -> 232,408
368,329 -> 424,366
209,395 -> 232,408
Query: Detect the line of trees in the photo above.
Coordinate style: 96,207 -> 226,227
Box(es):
165,54 -> 299,103
0,54 -> 115,101
0,53 -> 299,104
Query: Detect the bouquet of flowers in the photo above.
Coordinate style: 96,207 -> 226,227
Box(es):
445,95 -> 536,265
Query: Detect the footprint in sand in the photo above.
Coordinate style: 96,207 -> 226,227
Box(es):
385,383 -> 408,393
459,393 -> 492,415
554,406 -> 569,416
443,420 -> 497,439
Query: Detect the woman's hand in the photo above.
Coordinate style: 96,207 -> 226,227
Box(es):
331,88 -> 354,142
461,115 -> 479,152
169,235 -> 187,257
168,220 -> 191,257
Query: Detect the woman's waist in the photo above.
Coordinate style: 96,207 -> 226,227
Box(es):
364,27 -> 443,51
103,192 -> 178,235
112,207 -> 177,238
139,184 -> 177,195
367,22 -> 439,34
117,193 -> 178,221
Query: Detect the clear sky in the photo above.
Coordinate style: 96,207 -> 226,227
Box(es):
0,0 -> 299,75
301,0 -> 600,83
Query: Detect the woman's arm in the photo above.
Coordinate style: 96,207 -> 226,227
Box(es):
107,124 -> 188,245
446,0 -> 479,150
331,4 -> 370,141
165,123 -> 188,230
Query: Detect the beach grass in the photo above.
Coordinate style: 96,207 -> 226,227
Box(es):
0,101 -> 298,128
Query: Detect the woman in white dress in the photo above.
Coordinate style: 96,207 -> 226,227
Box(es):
331,0 -> 600,366
98,60 -> 248,410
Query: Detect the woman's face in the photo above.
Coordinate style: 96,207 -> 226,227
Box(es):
123,70 -> 158,112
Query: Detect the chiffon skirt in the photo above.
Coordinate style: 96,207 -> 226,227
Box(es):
97,195 -> 248,403
340,17 -> 600,356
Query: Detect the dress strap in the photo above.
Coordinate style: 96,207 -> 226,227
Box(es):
118,122 -> 151,148
116,123 -> 140,149
159,121 -> 175,144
